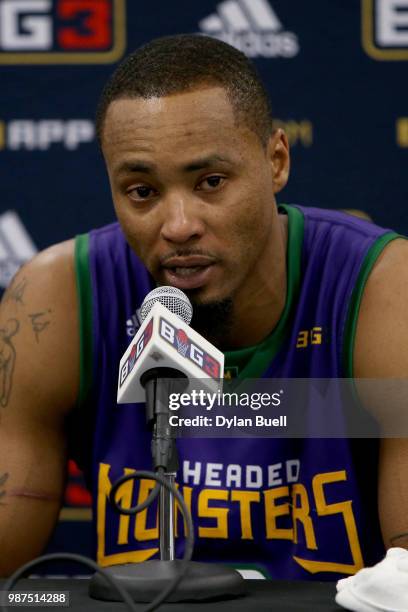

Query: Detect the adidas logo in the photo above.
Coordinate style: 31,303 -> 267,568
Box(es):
199,0 -> 299,58
0,211 -> 37,289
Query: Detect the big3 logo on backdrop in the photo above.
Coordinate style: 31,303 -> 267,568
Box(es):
362,0 -> 408,60
0,0 -> 126,63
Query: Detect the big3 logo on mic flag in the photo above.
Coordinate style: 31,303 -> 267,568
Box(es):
159,317 -> 221,379
118,302 -> 224,404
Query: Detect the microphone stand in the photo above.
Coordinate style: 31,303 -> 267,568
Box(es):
159,469 -> 175,561
143,368 -> 181,563
90,368 -> 243,603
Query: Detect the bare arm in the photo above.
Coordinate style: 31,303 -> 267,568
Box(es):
354,237 -> 408,550
0,240 -> 79,576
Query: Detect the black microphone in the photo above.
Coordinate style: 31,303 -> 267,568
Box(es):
139,288 -> 193,472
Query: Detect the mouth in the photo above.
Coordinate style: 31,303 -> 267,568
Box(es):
160,256 -> 218,291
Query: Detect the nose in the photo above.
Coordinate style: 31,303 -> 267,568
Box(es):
160,192 -> 205,244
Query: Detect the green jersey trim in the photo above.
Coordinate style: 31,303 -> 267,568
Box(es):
342,232 -> 400,378
75,233 -> 93,407
224,204 -> 304,379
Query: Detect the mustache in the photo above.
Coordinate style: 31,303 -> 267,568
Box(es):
159,248 -> 218,266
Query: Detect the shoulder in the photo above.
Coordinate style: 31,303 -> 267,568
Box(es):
354,237 -> 408,378
5,239 -> 78,324
17,238 -> 76,288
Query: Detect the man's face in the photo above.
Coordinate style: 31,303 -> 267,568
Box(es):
102,86 -> 288,308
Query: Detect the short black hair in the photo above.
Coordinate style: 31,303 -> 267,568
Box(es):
96,34 -> 273,146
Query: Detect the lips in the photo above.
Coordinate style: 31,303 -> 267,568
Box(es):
160,255 -> 217,290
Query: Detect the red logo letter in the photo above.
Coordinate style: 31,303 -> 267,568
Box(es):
58,0 -> 111,50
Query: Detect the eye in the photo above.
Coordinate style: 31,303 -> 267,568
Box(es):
197,175 -> 226,192
126,184 -> 158,202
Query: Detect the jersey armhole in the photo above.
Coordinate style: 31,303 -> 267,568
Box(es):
74,233 -> 93,408
342,232 -> 400,378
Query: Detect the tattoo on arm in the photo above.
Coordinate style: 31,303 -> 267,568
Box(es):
0,319 -> 19,408
28,310 -> 52,343
0,472 -> 9,505
3,277 -> 28,306
389,532 -> 408,547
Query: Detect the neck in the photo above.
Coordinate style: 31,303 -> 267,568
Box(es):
222,212 -> 288,351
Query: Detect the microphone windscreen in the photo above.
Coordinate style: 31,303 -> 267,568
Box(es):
140,286 -> 193,325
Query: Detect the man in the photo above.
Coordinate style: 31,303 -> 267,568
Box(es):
1,34 -> 408,580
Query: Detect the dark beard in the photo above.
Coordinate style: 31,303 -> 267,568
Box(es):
189,297 -> 233,349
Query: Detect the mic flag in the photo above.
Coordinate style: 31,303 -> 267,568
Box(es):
117,300 -> 224,404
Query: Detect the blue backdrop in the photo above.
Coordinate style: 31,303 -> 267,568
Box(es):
1,0 -> 407,572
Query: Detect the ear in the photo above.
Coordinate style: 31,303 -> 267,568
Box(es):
267,128 -> 290,194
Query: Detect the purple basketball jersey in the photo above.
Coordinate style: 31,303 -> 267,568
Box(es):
71,205 -> 398,579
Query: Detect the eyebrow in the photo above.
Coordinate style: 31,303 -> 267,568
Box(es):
115,155 -> 233,176
183,155 -> 233,172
